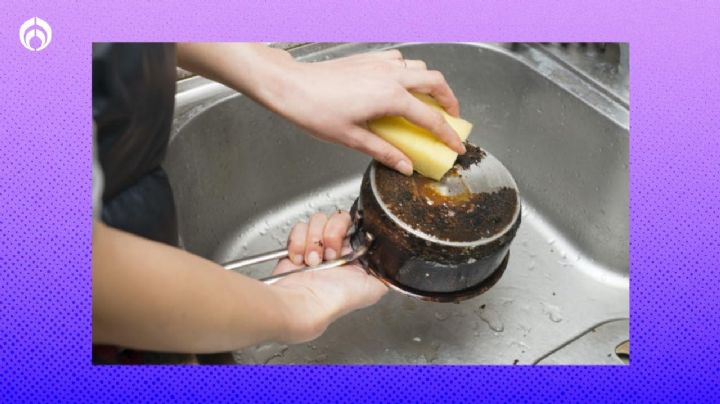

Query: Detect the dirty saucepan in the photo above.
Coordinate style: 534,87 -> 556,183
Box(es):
223,143 -> 522,302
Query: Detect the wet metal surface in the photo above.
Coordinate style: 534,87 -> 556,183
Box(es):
165,43 -> 628,364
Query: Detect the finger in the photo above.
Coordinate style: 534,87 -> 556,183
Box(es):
330,52 -> 388,64
305,213 -> 328,266
287,222 -> 308,265
392,94 -> 466,154
397,70 -> 460,117
404,59 -> 428,70
349,127 -> 414,176
272,258 -> 302,275
323,210 -> 352,260
368,49 -> 403,60
389,59 -> 427,71
342,50 -> 403,64
387,59 -> 425,70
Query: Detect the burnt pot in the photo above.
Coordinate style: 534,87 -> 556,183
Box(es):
223,144 -> 521,302
351,144 -> 522,302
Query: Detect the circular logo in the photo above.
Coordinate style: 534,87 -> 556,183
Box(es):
19,17 -> 52,51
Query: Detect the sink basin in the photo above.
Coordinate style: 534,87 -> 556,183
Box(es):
164,43 -> 629,364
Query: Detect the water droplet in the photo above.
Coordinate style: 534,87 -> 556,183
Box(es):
251,343 -> 289,364
434,312 -> 450,321
413,337 -> 422,342
541,302 -> 563,323
476,305 -> 504,332
510,340 -> 530,350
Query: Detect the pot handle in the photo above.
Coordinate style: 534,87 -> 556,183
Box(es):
222,233 -> 373,285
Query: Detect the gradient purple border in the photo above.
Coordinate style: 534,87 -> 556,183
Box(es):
2,1 -> 719,402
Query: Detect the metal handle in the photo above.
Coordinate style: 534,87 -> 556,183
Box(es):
222,233 -> 372,285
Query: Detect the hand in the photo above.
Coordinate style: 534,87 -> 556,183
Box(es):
177,44 -> 465,176
287,210 -> 353,266
270,211 -> 388,343
269,50 -> 466,175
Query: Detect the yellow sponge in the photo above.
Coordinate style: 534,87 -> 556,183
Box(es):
368,94 -> 473,180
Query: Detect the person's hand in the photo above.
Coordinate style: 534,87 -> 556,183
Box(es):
270,211 -> 388,344
268,50 -> 466,176
177,44 -> 464,176
286,210 -> 353,266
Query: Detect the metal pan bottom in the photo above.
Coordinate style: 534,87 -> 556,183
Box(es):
364,252 -> 510,303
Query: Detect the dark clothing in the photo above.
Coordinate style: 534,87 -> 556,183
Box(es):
92,43 -> 178,246
92,43 -> 185,364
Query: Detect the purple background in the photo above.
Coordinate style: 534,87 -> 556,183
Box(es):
1,1 -> 719,402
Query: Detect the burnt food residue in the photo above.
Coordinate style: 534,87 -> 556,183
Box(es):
375,143 -> 517,242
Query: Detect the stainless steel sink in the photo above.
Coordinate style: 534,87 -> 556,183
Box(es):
164,43 -> 629,364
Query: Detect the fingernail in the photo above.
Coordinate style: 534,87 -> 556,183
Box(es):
395,160 -> 413,176
292,254 -> 304,265
460,143 -> 467,154
325,248 -> 337,260
307,251 -> 321,266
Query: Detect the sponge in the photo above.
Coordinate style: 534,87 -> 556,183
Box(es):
368,94 -> 473,180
